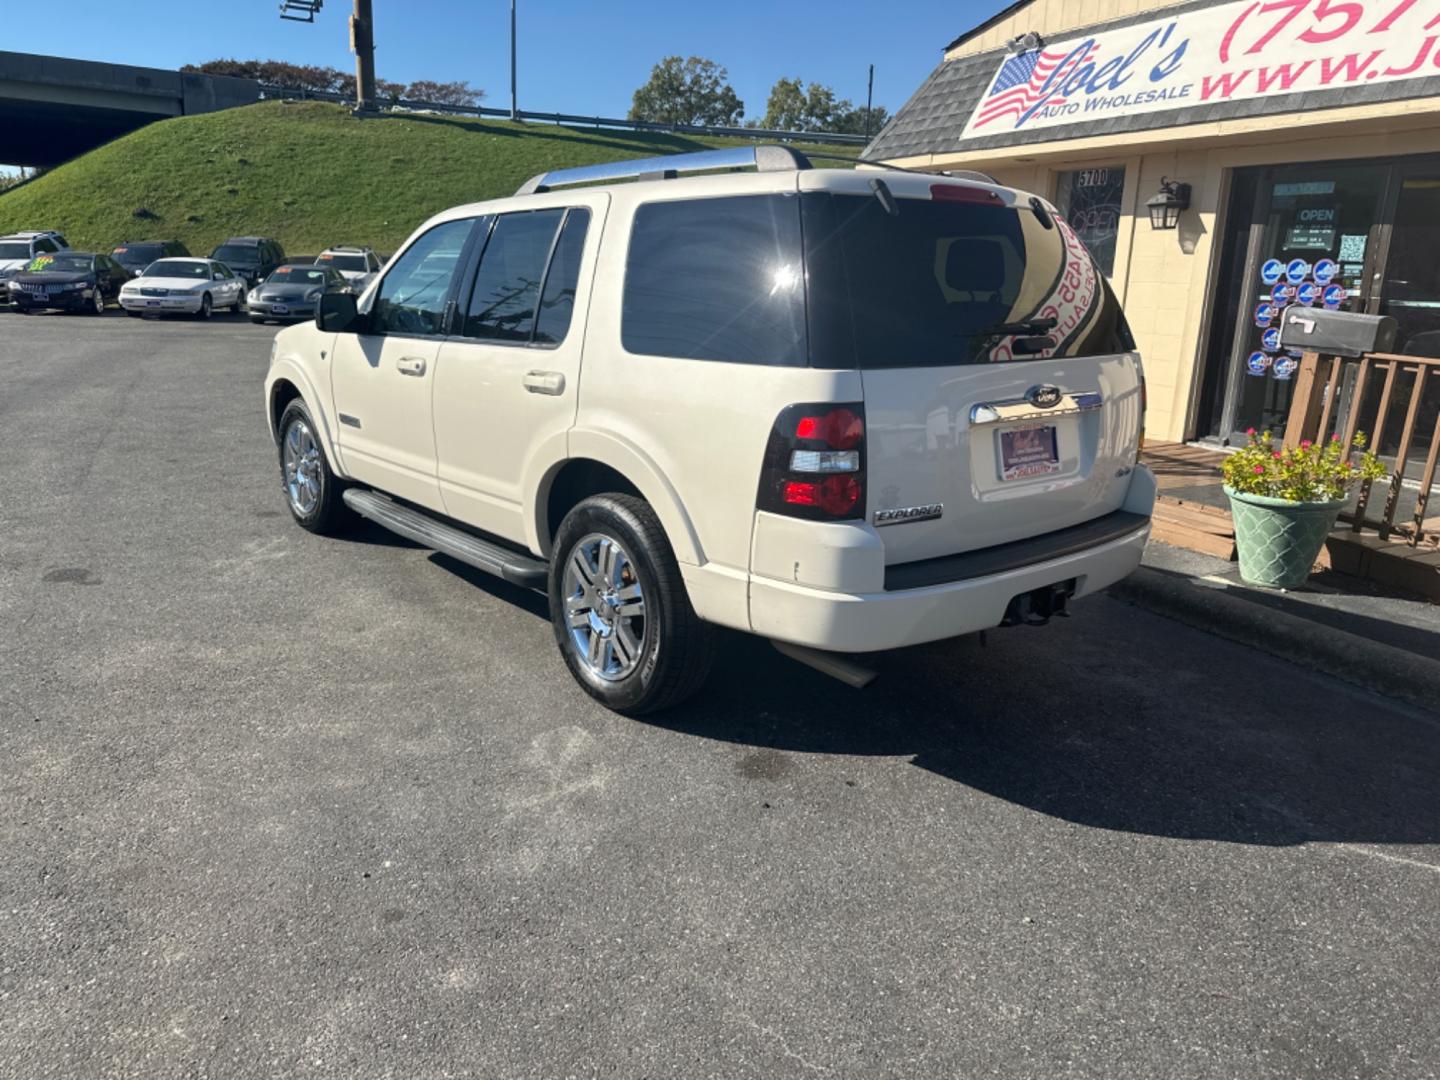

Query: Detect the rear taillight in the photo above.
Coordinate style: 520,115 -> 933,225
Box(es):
757,403 -> 866,521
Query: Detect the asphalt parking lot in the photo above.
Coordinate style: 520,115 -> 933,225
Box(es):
2,309 -> 1438,1080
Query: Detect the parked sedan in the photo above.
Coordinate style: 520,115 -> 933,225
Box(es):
248,264 -> 351,324
118,258 -> 247,319
9,252 -> 130,315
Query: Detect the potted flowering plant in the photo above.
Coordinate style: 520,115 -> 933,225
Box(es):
1221,429 -> 1387,589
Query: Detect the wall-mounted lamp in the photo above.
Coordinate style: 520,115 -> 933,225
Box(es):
1146,177 -> 1191,230
1006,31 -> 1044,54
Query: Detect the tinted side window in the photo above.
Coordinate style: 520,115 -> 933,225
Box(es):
622,195 -> 806,366
462,210 -> 563,342
534,208 -> 590,345
35,238 -> 57,254
371,219 -> 475,337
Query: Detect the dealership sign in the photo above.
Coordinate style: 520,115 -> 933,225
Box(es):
964,0 -> 1440,138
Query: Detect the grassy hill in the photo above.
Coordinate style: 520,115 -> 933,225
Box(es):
0,101 -> 856,257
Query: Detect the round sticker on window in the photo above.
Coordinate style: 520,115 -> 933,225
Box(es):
1296,282 -> 1320,306
1261,327 -> 1281,350
1313,259 -> 1339,285
1271,282 -> 1295,305
1286,258 -> 1311,285
1323,284 -> 1346,309
1247,351 -> 1272,376
1260,259 -> 1285,285
1254,302 -> 1276,328
1274,356 -> 1299,381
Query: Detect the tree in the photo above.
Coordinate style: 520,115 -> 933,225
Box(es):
761,77 -> 845,132
183,60 -> 483,107
832,103 -> 892,137
629,57 -> 743,127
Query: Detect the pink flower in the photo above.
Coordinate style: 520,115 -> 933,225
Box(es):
1246,427 -> 1257,436
1253,465 -> 1265,474
1273,452 -> 1282,459
1331,434 -> 1342,442
1300,439 -> 1312,449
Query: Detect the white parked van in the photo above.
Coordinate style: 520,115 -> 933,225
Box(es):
264,146 -> 1154,714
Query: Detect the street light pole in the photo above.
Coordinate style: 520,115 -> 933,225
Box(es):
351,0 -> 377,113
510,0 -> 519,121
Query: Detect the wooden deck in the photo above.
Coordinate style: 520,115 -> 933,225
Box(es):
1141,441 -> 1236,560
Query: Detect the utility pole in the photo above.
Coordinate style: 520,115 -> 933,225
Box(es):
510,0 -> 519,120
351,0 -> 377,114
864,64 -> 875,141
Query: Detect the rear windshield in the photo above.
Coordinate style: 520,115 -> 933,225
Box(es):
620,192 -> 1132,368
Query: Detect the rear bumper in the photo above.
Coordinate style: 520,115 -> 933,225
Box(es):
740,465 -> 1156,653
749,522 -> 1149,652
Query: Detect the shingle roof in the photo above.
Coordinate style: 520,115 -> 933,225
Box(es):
868,0 -> 1440,162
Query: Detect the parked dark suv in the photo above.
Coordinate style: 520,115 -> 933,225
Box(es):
111,240 -> 190,275
210,237 -> 286,287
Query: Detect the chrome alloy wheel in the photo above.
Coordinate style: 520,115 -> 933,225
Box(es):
563,533 -> 647,682
282,418 -> 323,517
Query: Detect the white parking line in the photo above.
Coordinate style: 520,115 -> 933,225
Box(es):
1334,844 -> 1440,875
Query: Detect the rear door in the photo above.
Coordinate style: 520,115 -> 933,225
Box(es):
802,182 -> 1142,565
330,216 -> 477,512
432,199 -> 601,543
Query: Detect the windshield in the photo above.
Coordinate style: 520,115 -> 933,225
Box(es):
26,254 -> 92,274
802,193 -> 1132,367
0,241 -> 31,260
145,260 -> 210,279
212,245 -> 257,263
267,267 -> 327,286
319,254 -> 368,272
113,245 -> 164,265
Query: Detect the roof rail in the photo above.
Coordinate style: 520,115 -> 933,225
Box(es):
515,144 -> 812,196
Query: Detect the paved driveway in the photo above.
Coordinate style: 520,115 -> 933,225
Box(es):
2,311 -> 1437,1079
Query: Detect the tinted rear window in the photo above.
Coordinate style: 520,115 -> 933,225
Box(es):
622,195 -> 806,366
803,193 -> 1131,368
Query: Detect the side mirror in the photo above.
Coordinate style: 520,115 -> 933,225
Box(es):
317,291 -> 362,333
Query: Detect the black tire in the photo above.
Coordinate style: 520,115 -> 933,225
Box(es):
276,399 -> 351,536
233,288 -> 246,313
196,293 -> 212,320
548,494 -> 713,716
86,288 -> 104,315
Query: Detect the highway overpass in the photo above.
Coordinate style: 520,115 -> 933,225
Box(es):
0,51 -> 261,167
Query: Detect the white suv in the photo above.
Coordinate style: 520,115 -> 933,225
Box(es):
315,245 -> 382,291
264,146 -> 1154,714
0,230 -> 69,305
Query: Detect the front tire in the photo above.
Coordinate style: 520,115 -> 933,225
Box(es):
233,287 -> 246,313
88,289 -> 105,315
196,293 -> 212,320
549,494 -> 713,716
277,399 -> 350,535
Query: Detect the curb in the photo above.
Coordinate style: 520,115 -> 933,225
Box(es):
1109,566 -> 1440,714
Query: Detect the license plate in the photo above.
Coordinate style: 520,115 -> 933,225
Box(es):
273,304 -> 289,315
146,301 -> 160,307
999,424 -> 1060,481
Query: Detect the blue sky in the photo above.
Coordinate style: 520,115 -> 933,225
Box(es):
4,1 -> 1006,119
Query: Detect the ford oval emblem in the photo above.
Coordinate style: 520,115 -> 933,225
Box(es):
1029,385 -> 1063,409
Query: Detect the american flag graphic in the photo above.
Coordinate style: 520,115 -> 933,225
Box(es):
973,45 -> 1096,129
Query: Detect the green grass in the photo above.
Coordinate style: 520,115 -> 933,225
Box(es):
0,101 -> 855,256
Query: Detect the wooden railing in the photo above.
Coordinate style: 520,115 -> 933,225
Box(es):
1283,351 -> 1440,546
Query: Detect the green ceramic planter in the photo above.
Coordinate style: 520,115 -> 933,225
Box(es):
1224,486 -> 1346,589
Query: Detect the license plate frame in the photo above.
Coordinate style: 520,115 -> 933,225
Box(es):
998,423 -> 1060,481
272,304 -> 289,315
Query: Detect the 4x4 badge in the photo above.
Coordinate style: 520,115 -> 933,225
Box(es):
875,503 -> 943,527
1028,385 -> 1064,409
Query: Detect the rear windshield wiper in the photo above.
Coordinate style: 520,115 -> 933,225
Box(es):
981,317 -> 1058,337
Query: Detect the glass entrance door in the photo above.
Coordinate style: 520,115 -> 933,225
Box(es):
1209,163 -> 1385,443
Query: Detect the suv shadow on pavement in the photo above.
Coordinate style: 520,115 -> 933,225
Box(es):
426,554 -> 1440,849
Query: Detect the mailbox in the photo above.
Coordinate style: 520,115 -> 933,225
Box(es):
1278,307 -> 1397,358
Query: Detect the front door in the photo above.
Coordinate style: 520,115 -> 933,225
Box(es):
1209,163 -> 1386,443
330,217 -> 477,512
432,200 -> 601,545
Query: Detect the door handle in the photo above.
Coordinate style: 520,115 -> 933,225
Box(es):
396,356 -> 427,377
523,370 -> 566,396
